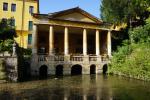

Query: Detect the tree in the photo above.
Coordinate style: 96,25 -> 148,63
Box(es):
100,0 -> 150,27
0,18 -> 17,53
129,8 -> 150,43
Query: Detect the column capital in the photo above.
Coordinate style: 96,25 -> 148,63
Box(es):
108,29 -> 112,32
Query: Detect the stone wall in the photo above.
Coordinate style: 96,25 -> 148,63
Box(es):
0,57 -> 18,82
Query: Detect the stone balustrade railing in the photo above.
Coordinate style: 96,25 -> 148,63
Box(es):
37,54 -> 109,62
38,55 -> 48,62
101,55 -> 109,61
89,56 -> 97,61
70,55 -> 83,61
55,55 -> 64,61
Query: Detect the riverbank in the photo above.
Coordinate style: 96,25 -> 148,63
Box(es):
109,43 -> 150,81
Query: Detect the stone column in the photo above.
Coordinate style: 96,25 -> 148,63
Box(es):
83,94 -> 87,100
64,27 -> 69,55
83,29 -> 87,55
96,30 -> 100,55
49,26 -> 54,55
32,24 -> 38,54
107,30 -> 111,57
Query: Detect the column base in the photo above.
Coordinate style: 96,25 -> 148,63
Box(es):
83,55 -> 89,63
64,55 -> 70,62
96,55 -> 102,62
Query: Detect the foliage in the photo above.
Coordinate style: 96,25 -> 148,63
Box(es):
100,0 -> 150,26
21,48 -> 32,56
109,16 -> 150,81
0,39 -> 14,53
129,17 -> 150,43
0,18 -> 17,53
109,43 -> 150,81
0,18 -> 17,41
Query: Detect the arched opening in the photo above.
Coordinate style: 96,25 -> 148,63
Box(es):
39,65 -> 48,79
90,65 -> 96,74
71,65 -> 82,75
55,65 -> 63,76
103,64 -> 108,74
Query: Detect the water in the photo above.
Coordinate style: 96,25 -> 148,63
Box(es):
0,75 -> 150,100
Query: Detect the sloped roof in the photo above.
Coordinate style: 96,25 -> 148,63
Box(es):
48,7 -> 102,24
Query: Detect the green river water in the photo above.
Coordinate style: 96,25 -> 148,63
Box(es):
0,75 -> 150,100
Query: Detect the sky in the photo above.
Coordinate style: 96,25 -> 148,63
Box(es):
39,0 -> 101,18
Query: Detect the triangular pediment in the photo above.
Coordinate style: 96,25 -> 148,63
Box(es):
48,7 -> 102,24
55,12 -> 95,23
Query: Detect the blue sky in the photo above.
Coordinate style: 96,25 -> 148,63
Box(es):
39,0 -> 101,18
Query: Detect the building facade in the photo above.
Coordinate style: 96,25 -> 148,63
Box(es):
31,7 -> 112,77
0,0 -> 39,48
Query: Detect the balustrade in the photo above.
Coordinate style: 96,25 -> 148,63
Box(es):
37,54 -> 109,62
38,55 -> 48,62
55,55 -> 64,61
89,56 -> 97,61
101,55 -> 109,61
70,55 -> 83,61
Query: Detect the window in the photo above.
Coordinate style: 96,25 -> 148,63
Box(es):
11,4 -> 16,12
3,3 -> 8,11
29,6 -> 34,14
28,34 -> 32,45
28,21 -> 33,30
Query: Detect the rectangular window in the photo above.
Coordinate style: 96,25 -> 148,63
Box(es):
28,21 -> 33,30
11,4 -> 16,12
29,6 -> 34,14
28,34 -> 32,45
3,3 -> 8,11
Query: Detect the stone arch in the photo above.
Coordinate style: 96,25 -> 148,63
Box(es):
55,65 -> 63,76
90,64 -> 96,74
39,65 -> 48,79
71,64 -> 82,75
103,64 -> 108,74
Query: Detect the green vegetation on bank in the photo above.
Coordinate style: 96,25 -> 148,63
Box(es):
100,0 -> 150,81
109,17 -> 150,81
109,43 -> 150,81
0,18 -> 17,54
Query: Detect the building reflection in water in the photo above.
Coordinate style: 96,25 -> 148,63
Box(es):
1,75 -> 150,100
0,75 -> 113,100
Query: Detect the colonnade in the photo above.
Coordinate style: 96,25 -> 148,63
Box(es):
32,25 -> 112,57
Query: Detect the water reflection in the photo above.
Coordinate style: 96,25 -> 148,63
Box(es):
0,75 -> 150,100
